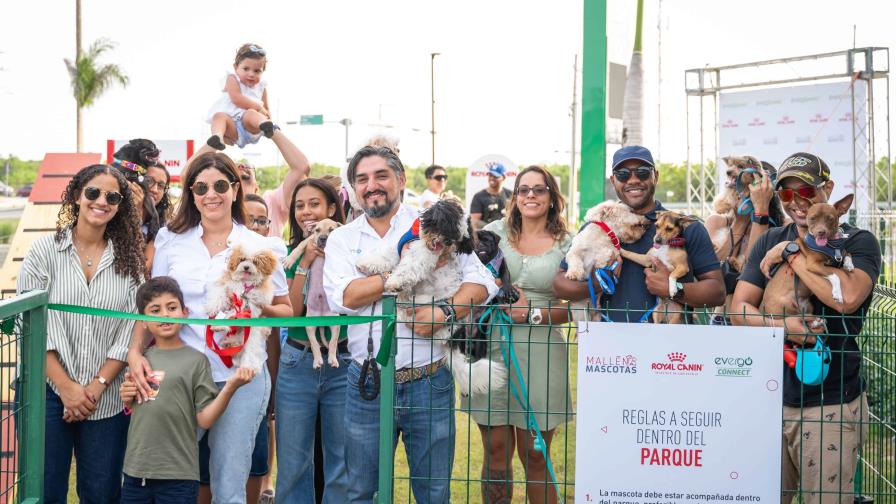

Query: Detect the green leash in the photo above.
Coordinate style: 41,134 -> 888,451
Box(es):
479,305 -> 565,502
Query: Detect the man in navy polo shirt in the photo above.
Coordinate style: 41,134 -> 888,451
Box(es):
553,145 -> 725,321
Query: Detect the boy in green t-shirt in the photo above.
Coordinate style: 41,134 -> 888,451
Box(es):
119,277 -> 254,503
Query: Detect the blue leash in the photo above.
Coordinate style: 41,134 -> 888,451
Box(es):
735,167 -> 779,226
478,305 -> 565,502
586,262 -> 656,323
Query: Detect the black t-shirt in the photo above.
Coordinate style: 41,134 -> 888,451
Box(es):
739,223 -> 881,407
470,188 -> 512,225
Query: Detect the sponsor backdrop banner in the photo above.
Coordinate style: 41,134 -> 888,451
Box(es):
718,80 -> 867,209
107,139 -> 195,181
464,154 -> 518,206
575,323 -> 782,503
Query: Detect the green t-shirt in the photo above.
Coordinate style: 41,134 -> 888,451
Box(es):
123,345 -> 218,480
285,246 -> 347,343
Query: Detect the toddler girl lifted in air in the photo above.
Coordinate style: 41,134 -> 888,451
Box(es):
206,43 -> 279,150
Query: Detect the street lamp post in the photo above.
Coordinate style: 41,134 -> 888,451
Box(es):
339,118 -> 352,162
431,52 -> 440,166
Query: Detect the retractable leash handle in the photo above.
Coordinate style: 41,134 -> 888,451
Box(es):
794,337 -> 832,386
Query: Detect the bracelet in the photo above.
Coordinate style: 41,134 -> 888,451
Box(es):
294,265 -> 308,276
752,213 -> 769,225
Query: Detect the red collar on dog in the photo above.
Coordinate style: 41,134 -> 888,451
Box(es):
593,221 -> 620,250
205,292 -> 252,368
654,237 -> 686,249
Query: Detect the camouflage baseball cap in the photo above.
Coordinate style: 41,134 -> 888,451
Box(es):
775,152 -> 830,189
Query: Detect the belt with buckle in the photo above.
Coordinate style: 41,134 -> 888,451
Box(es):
394,360 -> 444,384
285,337 -> 349,355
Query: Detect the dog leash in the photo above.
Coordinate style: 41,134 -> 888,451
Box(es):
477,305 -> 565,502
358,302 -> 381,401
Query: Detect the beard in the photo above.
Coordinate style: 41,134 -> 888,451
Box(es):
362,192 -> 397,218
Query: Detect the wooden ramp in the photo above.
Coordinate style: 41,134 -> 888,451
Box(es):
0,153 -> 101,299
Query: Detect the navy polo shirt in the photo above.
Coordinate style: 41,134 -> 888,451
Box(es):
569,201 -> 720,322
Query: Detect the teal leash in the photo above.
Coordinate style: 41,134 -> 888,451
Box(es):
478,305 -> 565,502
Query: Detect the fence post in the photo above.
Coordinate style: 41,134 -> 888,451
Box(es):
18,291 -> 47,503
376,295 -> 397,504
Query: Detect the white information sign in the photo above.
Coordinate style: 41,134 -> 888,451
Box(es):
464,154 -> 518,207
575,323 -> 783,504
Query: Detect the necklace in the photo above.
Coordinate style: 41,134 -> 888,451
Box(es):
73,237 -> 100,268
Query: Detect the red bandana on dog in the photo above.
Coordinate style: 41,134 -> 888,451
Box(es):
205,292 -> 252,368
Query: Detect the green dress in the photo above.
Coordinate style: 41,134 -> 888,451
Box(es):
462,220 -> 574,431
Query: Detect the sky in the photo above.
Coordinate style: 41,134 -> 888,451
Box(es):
1,0 -> 895,171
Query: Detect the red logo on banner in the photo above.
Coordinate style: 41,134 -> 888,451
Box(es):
722,119 -> 739,129
748,118 -> 766,127
651,352 -> 703,375
809,113 -> 828,124
777,115 -> 795,125
838,113 -> 853,122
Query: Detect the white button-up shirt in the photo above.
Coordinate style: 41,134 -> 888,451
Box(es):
152,223 -> 288,381
323,204 -> 498,369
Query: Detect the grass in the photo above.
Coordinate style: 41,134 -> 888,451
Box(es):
0,219 -> 18,245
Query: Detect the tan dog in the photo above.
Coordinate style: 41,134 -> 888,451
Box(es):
760,194 -> 855,321
621,211 -> 694,324
284,219 -> 343,368
712,155 -> 762,217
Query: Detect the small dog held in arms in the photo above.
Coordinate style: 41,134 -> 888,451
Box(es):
206,244 -> 278,372
283,219 -> 343,368
760,194 -> 855,320
356,198 -> 508,395
564,200 -> 650,319
620,211 -> 694,324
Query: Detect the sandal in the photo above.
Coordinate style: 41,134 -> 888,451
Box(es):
259,489 -> 275,504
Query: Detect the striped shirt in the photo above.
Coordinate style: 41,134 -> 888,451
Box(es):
17,229 -> 139,420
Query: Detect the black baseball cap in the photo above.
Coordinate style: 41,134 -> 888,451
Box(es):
775,152 -> 830,189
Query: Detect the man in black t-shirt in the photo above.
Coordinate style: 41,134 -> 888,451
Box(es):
730,152 -> 880,502
470,163 -> 512,229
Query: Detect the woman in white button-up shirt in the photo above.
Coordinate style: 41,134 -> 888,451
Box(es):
129,152 -> 291,504
18,164 -> 145,503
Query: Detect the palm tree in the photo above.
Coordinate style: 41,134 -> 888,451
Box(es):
64,38 -> 128,152
622,0 -> 645,147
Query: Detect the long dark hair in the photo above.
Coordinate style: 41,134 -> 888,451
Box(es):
168,152 -> 247,234
506,165 -> 568,246
113,138 -> 162,240
287,178 -> 346,250
151,162 -> 172,227
55,165 -> 145,283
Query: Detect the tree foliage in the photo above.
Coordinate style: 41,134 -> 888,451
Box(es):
64,38 -> 129,108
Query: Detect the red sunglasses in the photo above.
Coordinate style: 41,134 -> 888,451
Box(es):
777,184 -> 822,203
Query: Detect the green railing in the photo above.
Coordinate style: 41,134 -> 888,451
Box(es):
0,290 -> 47,504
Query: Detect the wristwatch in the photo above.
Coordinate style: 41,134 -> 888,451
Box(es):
528,307 -> 543,325
782,242 -> 801,263
437,303 -> 456,324
670,281 -> 685,302
94,375 -> 108,387
752,213 -> 770,225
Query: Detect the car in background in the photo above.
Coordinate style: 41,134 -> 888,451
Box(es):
0,182 -> 13,197
16,184 -> 32,197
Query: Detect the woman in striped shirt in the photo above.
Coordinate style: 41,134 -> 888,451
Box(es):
17,164 -> 145,503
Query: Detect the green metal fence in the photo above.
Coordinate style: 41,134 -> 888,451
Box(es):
0,291 -> 47,504
375,285 -> 896,503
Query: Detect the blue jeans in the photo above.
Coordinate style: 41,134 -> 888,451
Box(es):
121,474 -> 199,503
275,342 -> 351,504
344,360 -> 455,504
198,413 -> 269,484
199,366 -> 270,504
43,385 -> 129,504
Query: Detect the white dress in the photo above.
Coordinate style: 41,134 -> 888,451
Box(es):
206,70 -> 266,123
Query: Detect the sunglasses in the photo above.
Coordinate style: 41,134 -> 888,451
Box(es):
249,217 -> 271,227
191,179 -> 237,196
777,184 -> 822,203
144,176 -> 169,192
430,175 -> 448,182
83,186 -> 123,206
517,185 -> 550,197
613,166 -> 653,183
240,174 -> 252,183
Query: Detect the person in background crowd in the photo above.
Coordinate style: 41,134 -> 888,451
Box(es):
112,139 -> 162,242
323,146 -> 497,503
129,152 -> 291,504
730,152 -> 880,502
276,178 -> 349,503
145,162 -> 172,228
420,164 -> 448,209
18,164 -> 145,503
471,163 -> 513,230
465,165 -> 574,504
553,145 -> 725,322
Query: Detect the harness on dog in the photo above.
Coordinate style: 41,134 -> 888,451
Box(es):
483,248 -> 505,278
396,218 -> 421,257
804,231 -> 847,266
477,305 -> 565,503
205,292 -> 252,368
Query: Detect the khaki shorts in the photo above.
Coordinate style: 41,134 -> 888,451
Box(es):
781,393 -> 869,504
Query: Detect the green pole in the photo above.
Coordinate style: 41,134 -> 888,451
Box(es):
14,291 -> 48,503
580,0 -> 608,219
376,295 -> 397,504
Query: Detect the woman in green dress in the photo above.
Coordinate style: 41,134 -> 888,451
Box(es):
464,165 -> 574,504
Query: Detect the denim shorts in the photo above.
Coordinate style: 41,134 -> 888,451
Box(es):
234,111 -> 263,148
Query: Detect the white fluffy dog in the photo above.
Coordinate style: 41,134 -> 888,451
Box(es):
283,218 -> 343,368
356,198 -> 508,395
565,200 -> 650,319
206,243 -> 278,372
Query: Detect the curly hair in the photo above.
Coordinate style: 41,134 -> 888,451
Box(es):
505,165 -> 568,246
55,164 -> 145,283
167,152 -> 247,234
287,178 -> 346,251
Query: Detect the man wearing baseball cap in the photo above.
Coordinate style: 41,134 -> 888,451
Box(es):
731,152 -> 880,501
554,145 -> 725,322
470,163 -> 513,230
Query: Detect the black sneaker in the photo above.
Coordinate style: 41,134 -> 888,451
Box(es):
207,135 -> 226,151
259,121 -> 279,138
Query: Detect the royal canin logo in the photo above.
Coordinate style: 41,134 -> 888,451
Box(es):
748,118 -> 765,127
838,113 -> 853,122
809,113 -> 828,124
721,119 -> 739,128
777,115 -> 795,125
651,352 -> 703,374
